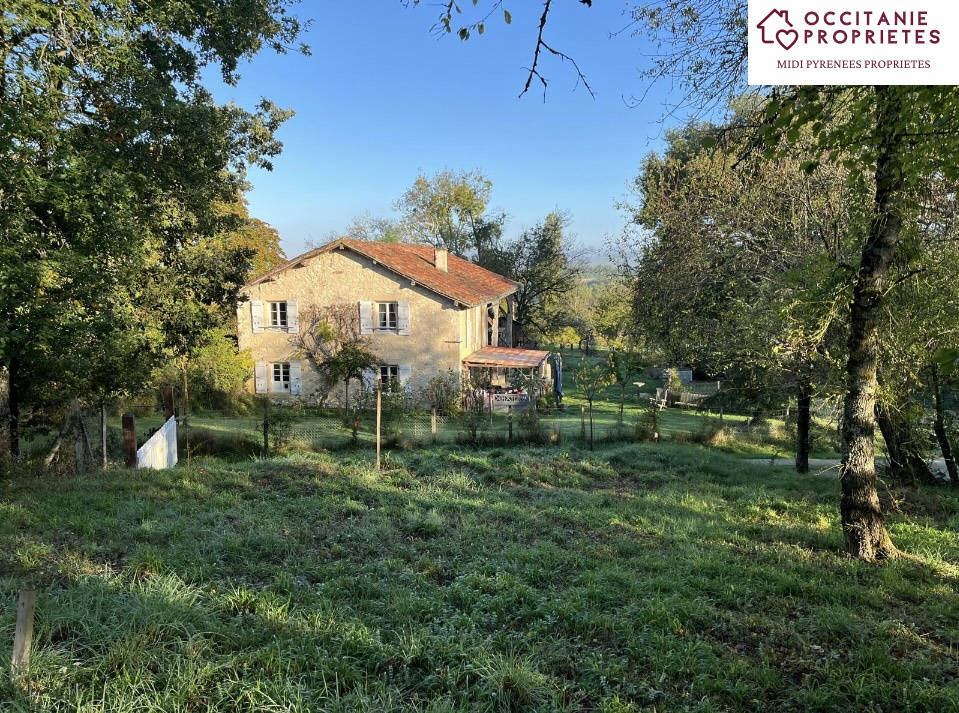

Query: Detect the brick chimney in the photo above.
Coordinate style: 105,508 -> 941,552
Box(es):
434,246 -> 448,272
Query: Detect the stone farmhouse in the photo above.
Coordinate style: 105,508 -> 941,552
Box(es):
237,238 -> 551,403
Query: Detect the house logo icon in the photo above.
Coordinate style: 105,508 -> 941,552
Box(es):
757,9 -> 798,50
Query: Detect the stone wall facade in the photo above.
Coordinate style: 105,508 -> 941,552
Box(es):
238,248 -> 482,404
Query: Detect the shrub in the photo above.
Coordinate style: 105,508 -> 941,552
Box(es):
179,426 -> 263,458
664,367 -> 683,394
421,370 -> 461,416
266,402 -> 304,449
690,418 -> 726,446
155,328 -> 255,415
518,409 -> 546,442
634,403 -> 659,441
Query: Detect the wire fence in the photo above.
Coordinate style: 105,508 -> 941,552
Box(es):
7,392 -> 830,474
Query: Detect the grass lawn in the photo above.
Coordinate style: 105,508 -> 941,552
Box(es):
2,443 -> 958,712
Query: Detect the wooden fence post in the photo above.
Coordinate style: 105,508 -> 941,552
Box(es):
376,385 -> 382,471
12,589 -> 36,677
161,385 -> 174,421
100,402 -> 108,469
431,407 -> 437,443
122,413 -> 136,468
508,406 -> 513,443
262,400 -> 270,456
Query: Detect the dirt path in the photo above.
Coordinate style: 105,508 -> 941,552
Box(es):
750,457 -> 950,479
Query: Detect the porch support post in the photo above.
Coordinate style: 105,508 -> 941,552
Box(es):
505,295 -> 514,347
489,302 -> 498,347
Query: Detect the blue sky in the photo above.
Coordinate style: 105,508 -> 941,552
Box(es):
206,1 -> 680,258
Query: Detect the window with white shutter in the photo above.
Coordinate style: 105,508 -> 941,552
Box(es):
269,301 -> 288,329
359,301 -> 373,335
287,301 -> 299,334
378,365 -> 399,392
396,301 -> 410,335
290,361 -> 302,395
398,364 -> 412,386
251,301 -> 264,334
376,302 -> 397,330
271,363 -> 291,392
254,362 -> 267,393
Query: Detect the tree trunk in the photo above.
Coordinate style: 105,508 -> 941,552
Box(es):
588,400 -> 594,450
8,359 -> 20,458
619,385 -> 625,424
931,364 -> 958,486
100,402 -> 108,469
875,401 -> 934,486
44,401 -> 78,468
796,380 -> 812,474
839,86 -> 904,561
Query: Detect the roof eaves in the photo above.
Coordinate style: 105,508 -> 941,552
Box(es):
243,238 -> 519,306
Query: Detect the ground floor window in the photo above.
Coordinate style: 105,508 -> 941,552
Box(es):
379,364 -> 399,391
272,362 -> 291,392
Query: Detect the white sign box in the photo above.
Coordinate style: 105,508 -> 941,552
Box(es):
748,1 -> 959,85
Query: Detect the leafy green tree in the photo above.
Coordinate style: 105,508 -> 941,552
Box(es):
575,359 -> 613,450
156,328 -> 254,414
1,0 -> 304,456
593,278 -> 635,348
608,349 -> 641,423
216,200 -> 287,280
342,213 -> 403,243
620,119 -> 854,473
624,5 -> 959,562
395,169 -> 502,258
291,304 -> 379,409
484,212 -> 581,343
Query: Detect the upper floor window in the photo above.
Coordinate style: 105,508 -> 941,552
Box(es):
377,302 -> 397,330
269,301 -> 288,328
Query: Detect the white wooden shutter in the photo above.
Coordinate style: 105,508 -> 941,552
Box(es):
358,301 -> 373,335
290,361 -> 302,395
287,301 -> 299,333
254,362 -> 267,393
362,368 -> 376,392
397,301 -> 410,335
398,364 -> 412,386
251,300 -> 264,333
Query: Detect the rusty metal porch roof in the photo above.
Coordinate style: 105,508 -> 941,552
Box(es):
463,347 -> 550,369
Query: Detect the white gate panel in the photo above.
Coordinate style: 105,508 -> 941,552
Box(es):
136,416 -> 178,469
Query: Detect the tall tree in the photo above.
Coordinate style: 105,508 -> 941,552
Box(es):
290,304 -> 379,408
1,0 -> 304,456
621,119 -> 853,472
395,169 -> 502,258
485,212 -> 582,343
216,200 -> 287,281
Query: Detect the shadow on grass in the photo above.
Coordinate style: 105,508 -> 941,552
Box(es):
2,444 -> 958,711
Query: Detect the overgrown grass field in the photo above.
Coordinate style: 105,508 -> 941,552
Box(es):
2,443 -> 958,711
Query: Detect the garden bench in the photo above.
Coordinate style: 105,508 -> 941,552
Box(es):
676,392 -> 706,409
649,388 -> 669,410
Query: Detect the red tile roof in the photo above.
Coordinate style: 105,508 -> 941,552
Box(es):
245,238 -> 519,306
463,346 -> 550,368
